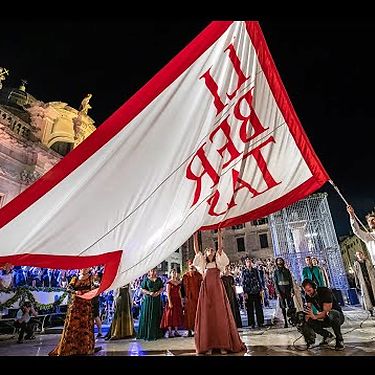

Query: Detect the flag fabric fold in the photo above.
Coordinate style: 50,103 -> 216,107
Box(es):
0,21 -> 329,291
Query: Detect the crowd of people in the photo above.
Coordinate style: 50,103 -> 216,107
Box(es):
0,247 -> 343,354
4,205 -> 375,355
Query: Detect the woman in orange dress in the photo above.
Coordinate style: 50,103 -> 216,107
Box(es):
182,260 -> 202,337
49,268 -> 95,356
193,229 -> 246,355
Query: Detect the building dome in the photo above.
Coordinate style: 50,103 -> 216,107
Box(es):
0,86 -> 37,123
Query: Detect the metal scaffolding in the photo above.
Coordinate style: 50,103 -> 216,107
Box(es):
268,193 -> 348,290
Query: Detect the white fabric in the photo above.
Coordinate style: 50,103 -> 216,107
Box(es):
193,251 -> 230,275
350,218 -> 375,265
0,21 -> 326,290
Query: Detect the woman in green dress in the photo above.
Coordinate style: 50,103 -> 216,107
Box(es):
136,268 -> 164,340
105,284 -> 135,340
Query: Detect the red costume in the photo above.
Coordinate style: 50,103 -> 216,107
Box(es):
160,281 -> 183,328
182,269 -> 202,330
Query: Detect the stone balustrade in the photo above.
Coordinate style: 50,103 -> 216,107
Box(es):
0,107 -> 35,140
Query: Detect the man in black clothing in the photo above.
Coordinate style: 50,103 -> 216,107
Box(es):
274,257 -> 294,328
241,258 -> 264,328
301,279 -> 345,351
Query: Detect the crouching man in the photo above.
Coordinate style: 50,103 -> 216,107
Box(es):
14,301 -> 38,344
301,279 -> 345,351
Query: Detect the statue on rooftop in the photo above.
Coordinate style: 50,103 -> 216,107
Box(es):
79,93 -> 92,115
0,67 -> 10,90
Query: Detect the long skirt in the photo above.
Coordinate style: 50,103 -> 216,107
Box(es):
137,295 -> 163,340
194,268 -> 246,354
108,286 -> 135,339
49,295 -> 94,356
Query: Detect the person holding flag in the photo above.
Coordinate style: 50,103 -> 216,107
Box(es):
193,228 -> 246,355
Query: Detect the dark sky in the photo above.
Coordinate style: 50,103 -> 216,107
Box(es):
1,18 -> 373,237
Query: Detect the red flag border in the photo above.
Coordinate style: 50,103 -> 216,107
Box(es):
0,21 -> 233,281
0,21 -> 329,280
200,22 -> 329,230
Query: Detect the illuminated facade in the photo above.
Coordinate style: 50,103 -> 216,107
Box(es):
0,81 -> 95,208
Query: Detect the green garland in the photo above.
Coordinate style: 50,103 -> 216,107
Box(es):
0,286 -> 66,293
0,289 -> 23,308
0,287 -> 68,310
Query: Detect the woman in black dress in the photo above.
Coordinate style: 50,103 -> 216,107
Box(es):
221,265 -> 242,328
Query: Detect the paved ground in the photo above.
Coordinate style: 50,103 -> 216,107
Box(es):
1,305 -> 375,356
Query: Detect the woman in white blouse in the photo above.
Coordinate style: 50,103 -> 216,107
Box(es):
193,228 -> 246,355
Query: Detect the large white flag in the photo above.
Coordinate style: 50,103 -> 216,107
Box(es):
0,21 -> 329,293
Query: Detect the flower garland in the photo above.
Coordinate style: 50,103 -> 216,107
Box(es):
0,287 -> 69,310
26,290 -> 69,311
0,286 -> 66,293
0,289 -> 23,308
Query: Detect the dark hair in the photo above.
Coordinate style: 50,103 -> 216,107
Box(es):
204,247 -> 216,264
302,278 -> 317,289
276,257 -> 285,264
205,254 -> 216,264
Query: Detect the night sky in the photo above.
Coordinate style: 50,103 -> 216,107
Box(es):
1,18 -> 374,237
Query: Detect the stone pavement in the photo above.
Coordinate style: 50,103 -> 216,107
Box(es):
1,305 -> 375,356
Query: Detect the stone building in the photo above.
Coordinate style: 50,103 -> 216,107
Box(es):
0,79 -> 95,208
157,247 -> 184,275
340,234 -> 369,275
198,218 -> 273,264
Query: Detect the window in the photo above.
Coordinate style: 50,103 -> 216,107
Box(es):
232,224 -> 245,230
259,234 -> 269,249
157,261 -> 168,273
50,141 -> 73,156
251,218 -> 268,226
236,237 -> 245,252
171,262 -> 181,274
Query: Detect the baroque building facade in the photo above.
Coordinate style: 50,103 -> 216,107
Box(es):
0,81 -> 95,208
340,234 -> 369,276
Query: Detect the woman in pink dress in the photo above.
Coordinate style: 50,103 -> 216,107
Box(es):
193,229 -> 246,355
160,269 -> 183,337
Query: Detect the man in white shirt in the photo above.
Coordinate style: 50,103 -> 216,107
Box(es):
14,301 -> 37,343
347,205 -> 375,266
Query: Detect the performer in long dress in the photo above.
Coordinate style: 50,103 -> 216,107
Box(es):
160,269 -> 183,337
136,268 -> 164,341
182,260 -> 202,337
353,250 -> 375,316
221,265 -> 242,328
49,268 -> 95,356
105,284 -> 135,340
193,229 -> 246,355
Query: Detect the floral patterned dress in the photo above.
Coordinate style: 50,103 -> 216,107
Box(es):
49,275 -> 94,356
